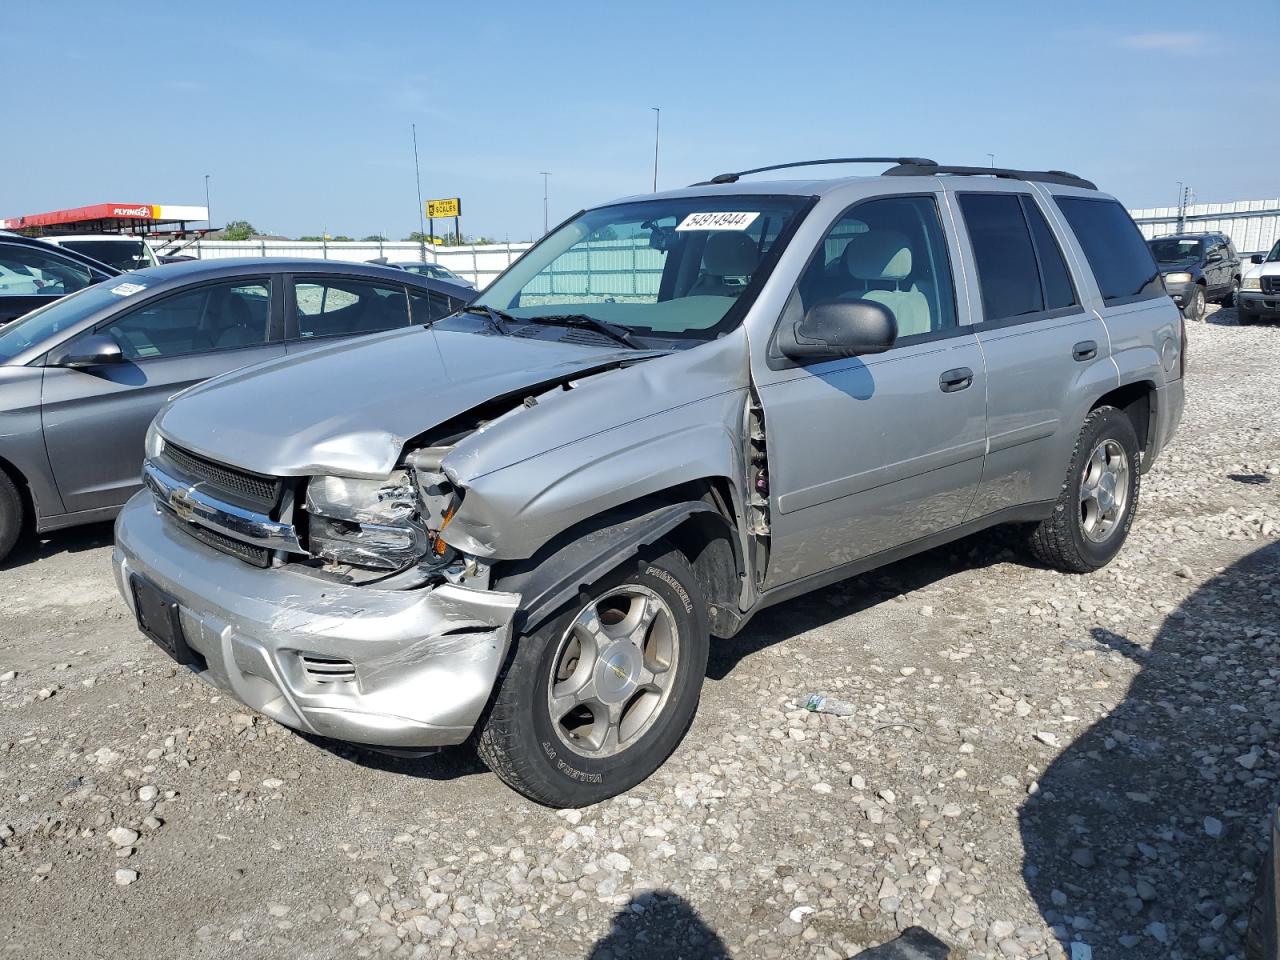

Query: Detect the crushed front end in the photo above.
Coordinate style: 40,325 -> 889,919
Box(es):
112,431 -> 520,748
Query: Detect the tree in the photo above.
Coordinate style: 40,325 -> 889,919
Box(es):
361,234 -> 386,242
221,220 -> 257,242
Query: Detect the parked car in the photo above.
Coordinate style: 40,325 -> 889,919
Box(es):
0,232 -> 120,325
42,234 -> 160,272
1147,231 -> 1242,321
369,257 -> 476,291
115,159 -> 1184,807
1238,240 -> 1280,325
0,258 -> 470,563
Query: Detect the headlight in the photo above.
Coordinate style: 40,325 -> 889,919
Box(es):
1164,272 -> 1192,284
1243,276 -> 1261,290
304,472 -> 427,570
144,421 -> 165,460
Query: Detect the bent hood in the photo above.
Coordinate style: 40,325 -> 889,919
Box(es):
156,325 -> 661,478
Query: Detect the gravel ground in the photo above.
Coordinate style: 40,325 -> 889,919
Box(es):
1,306 -> 1278,960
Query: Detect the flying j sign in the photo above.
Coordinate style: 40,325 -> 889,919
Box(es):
0,203 -> 209,230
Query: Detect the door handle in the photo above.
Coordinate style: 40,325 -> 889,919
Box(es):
1073,340 -> 1097,362
938,367 -> 974,392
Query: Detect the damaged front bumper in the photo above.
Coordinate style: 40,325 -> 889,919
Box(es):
112,492 -> 520,748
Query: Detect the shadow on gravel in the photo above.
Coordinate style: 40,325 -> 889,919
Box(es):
707,526 -> 1027,681
304,736 -> 490,782
1020,541 -> 1280,956
587,890 -> 729,959
0,520 -> 114,571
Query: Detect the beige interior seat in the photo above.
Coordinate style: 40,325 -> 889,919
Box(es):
842,230 -> 932,337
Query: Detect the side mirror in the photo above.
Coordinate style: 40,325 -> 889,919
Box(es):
52,333 -> 124,368
1252,254 -> 1265,265
1207,252 -> 1223,264
780,299 -> 897,360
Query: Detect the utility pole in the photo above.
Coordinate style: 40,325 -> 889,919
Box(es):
652,107 -> 661,192
412,123 -> 426,260
204,174 -> 212,230
540,171 -> 551,235
986,153 -> 995,169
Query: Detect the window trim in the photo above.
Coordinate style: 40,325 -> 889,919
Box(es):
766,191 -> 965,369
90,275 -> 276,362
1053,194 -> 1163,308
284,274 -> 412,342
955,191 -> 1087,332
407,286 -> 460,326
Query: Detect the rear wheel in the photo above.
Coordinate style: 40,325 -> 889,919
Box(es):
1223,277 -> 1241,307
0,470 -> 24,565
1029,406 -> 1141,573
1183,284 -> 1207,322
476,547 -> 709,807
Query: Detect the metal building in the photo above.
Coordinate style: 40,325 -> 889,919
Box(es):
1129,199 -> 1280,256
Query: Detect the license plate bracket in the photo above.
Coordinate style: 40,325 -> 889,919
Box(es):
131,575 -> 200,666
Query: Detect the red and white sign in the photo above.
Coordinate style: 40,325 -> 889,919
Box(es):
0,202 -> 208,231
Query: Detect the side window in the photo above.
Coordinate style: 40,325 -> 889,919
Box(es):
1023,201 -> 1078,311
294,279 -> 409,338
409,289 -> 458,324
958,193 -> 1045,321
102,281 -> 271,360
1054,197 -> 1163,304
796,195 -> 956,338
0,244 -> 95,300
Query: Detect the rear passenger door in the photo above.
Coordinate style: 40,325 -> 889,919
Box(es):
284,276 -> 411,352
951,186 -> 1113,517
756,192 -> 988,587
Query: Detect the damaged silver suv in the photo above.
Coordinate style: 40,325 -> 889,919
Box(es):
114,158 -> 1185,807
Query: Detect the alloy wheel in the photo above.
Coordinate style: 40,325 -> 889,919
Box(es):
1079,439 -> 1130,543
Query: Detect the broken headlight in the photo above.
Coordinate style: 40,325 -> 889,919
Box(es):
304,472 -> 428,570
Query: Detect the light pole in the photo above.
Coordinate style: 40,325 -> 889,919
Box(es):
986,153 -> 995,169
412,123 -> 426,259
540,171 -> 551,235
204,174 -> 212,229
652,107 -> 661,192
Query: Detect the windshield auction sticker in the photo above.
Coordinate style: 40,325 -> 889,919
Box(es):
675,212 -> 760,231
109,282 -> 147,297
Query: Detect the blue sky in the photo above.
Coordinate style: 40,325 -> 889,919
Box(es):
5,0 -> 1275,240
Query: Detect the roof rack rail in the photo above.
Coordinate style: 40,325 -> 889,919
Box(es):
883,161 -> 1096,190
692,157 -> 938,186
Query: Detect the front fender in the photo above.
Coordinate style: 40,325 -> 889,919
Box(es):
443,390 -> 747,561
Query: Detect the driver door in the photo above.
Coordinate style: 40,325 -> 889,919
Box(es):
41,277 -> 284,514
753,192 -> 988,588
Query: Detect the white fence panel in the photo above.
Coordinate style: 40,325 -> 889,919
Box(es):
1130,199 -> 1280,256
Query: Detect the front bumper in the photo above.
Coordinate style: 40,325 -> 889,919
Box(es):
1238,290 -> 1280,315
112,492 -> 520,748
1163,279 -> 1193,308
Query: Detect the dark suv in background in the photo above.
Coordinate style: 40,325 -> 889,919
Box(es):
1148,232 -> 1242,321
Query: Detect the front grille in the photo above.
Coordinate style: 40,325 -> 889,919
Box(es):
1262,276 -> 1280,296
161,444 -> 281,511
182,521 -> 272,567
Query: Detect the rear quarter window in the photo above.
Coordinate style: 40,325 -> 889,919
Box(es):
1055,197 -> 1163,305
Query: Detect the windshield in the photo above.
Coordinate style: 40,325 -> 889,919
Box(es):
0,281 -> 140,362
57,239 -> 154,272
1267,240 -> 1280,263
474,195 -> 811,341
1148,238 -> 1203,266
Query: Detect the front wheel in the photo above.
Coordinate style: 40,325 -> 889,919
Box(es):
1223,278 -> 1240,308
476,547 -> 709,807
0,470 -> 25,565
1029,406 -> 1141,573
1183,284 -> 1207,322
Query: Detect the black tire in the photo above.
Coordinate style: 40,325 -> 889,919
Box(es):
1182,284 -> 1207,322
1247,828 -> 1277,960
1239,311 -> 1259,326
476,546 -> 709,807
1028,406 -> 1141,573
1223,277 -> 1240,308
0,470 -> 24,565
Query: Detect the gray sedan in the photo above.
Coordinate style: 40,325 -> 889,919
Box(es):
0,258 -> 473,562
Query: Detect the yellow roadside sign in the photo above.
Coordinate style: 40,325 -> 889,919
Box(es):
427,197 -> 461,218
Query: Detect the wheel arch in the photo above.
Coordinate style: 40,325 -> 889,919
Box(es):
1090,380 -> 1155,469
0,452 -> 37,536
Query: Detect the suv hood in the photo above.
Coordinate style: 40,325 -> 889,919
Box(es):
156,326 -> 663,478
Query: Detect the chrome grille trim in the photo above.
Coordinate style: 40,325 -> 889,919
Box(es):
143,460 -> 304,556
160,443 -> 280,510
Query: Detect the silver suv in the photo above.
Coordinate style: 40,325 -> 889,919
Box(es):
114,158 -> 1185,807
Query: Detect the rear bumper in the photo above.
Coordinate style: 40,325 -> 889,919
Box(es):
112,492 -> 520,748
1238,290 -> 1280,315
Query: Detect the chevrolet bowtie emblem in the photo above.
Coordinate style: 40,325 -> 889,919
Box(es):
169,488 -> 196,522
608,663 -> 627,680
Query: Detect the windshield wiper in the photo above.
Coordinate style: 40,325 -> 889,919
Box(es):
521,313 -> 642,348
460,304 -> 516,335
